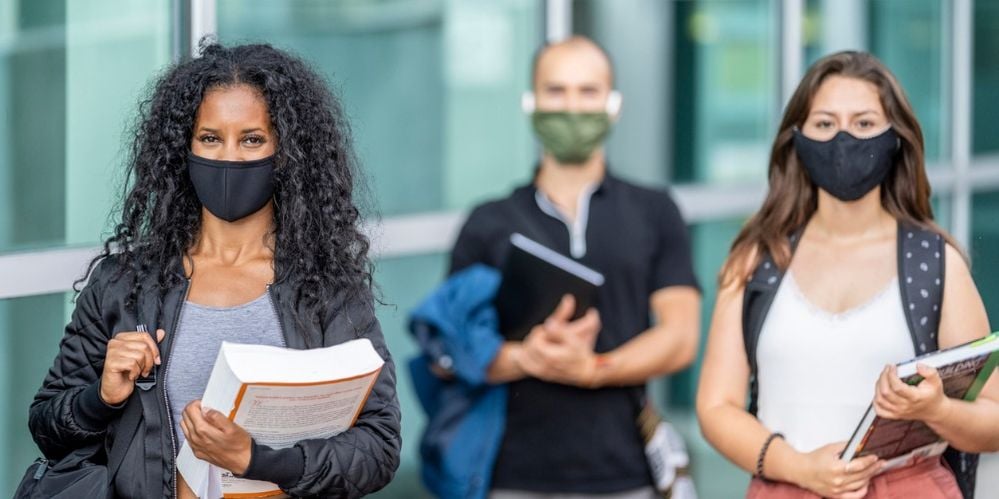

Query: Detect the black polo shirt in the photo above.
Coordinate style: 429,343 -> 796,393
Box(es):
449,173 -> 699,493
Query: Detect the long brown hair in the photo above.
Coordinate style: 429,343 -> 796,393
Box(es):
720,51 -> 955,287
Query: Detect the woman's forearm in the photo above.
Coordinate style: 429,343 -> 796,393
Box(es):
926,396 -> 999,453
698,403 -> 802,484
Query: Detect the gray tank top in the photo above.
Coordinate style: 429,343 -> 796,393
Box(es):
165,292 -> 285,449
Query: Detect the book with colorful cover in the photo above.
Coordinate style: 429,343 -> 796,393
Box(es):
841,333 -> 999,470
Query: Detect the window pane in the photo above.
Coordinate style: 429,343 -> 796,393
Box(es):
671,0 -> 778,184
974,1 -> 999,155
969,192 -> 999,490
370,252 -> 449,497
0,0 -> 171,254
867,0 -> 946,163
677,218 -> 749,498
574,0 -> 777,185
1,292 -> 74,496
805,0 -> 946,163
216,0 -> 542,217
971,191 -> 999,320
572,0 -> 673,186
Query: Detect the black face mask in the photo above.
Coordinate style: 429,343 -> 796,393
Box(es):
187,152 -> 275,222
792,127 -> 900,202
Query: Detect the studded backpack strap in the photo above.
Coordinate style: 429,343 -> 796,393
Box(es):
742,231 -> 802,416
897,221 -> 945,355
898,222 -> 977,499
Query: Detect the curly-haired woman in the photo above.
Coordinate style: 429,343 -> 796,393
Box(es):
28,42 -> 400,498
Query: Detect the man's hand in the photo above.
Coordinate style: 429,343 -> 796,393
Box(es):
180,400 -> 253,475
518,295 -> 603,387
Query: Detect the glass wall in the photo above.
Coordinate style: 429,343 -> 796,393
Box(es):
576,0 -> 779,185
0,0 -> 171,495
216,0 -> 541,216
370,253 -> 448,498
972,2 -> 999,356
0,293 -> 71,493
806,0 -> 947,162
973,0 -> 999,156
0,0 -> 171,253
972,192 -> 999,316
670,0 -> 779,184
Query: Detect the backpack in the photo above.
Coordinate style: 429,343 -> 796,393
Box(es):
18,301 -> 162,499
741,221 -> 977,499
14,392 -> 146,499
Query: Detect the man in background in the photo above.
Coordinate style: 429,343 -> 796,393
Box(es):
449,36 -> 701,498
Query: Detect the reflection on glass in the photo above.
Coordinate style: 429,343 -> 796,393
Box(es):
216,0 -> 541,216
868,0 -> 945,163
1,292 -> 74,496
0,1 -> 170,254
671,0 -> 778,184
971,192 -> 999,320
573,0 -> 673,186
676,218 -> 748,499
805,0 -> 945,163
974,1 -> 999,155
369,252 -> 448,498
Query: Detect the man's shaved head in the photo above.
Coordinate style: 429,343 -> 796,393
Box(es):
532,36 -> 615,90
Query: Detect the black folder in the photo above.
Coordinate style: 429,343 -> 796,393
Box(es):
494,233 -> 605,341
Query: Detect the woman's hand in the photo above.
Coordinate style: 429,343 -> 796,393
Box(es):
100,329 -> 165,406
873,363 -> 950,423
791,442 -> 881,499
181,400 -> 253,475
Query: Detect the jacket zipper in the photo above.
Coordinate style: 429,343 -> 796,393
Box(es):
159,282 -> 286,498
162,278 -> 190,499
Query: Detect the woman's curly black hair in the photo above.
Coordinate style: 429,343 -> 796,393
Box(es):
81,41 -> 373,313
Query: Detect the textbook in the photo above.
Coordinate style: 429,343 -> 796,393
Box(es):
494,233 -> 605,341
177,339 -> 384,498
841,333 -> 999,471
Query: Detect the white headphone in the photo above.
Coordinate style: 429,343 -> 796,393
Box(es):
521,90 -> 623,117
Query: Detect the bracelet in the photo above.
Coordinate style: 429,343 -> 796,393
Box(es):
755,432 -> 784,481
594,354 -> 611,369
585,354 -> 611,389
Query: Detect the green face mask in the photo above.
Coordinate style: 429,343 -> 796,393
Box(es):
531,111 -> 612,165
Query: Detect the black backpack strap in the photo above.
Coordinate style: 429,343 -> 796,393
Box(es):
898,223 -> 976,499
897,222 -> 945,355
742,231 -> 802,416
104,292 -> 168,494
106,397 -> 142,482
946,451 -> 978,499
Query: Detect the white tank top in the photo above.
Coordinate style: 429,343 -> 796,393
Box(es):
756,271 -> 915,453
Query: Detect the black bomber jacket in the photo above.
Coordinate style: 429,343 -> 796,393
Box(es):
28,256 -> 401,498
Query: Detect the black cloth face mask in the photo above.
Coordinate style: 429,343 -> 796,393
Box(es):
792,127 -> 900,202
187,152 -> 275,222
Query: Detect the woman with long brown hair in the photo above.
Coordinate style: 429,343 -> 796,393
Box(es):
696,51 -> 999,498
